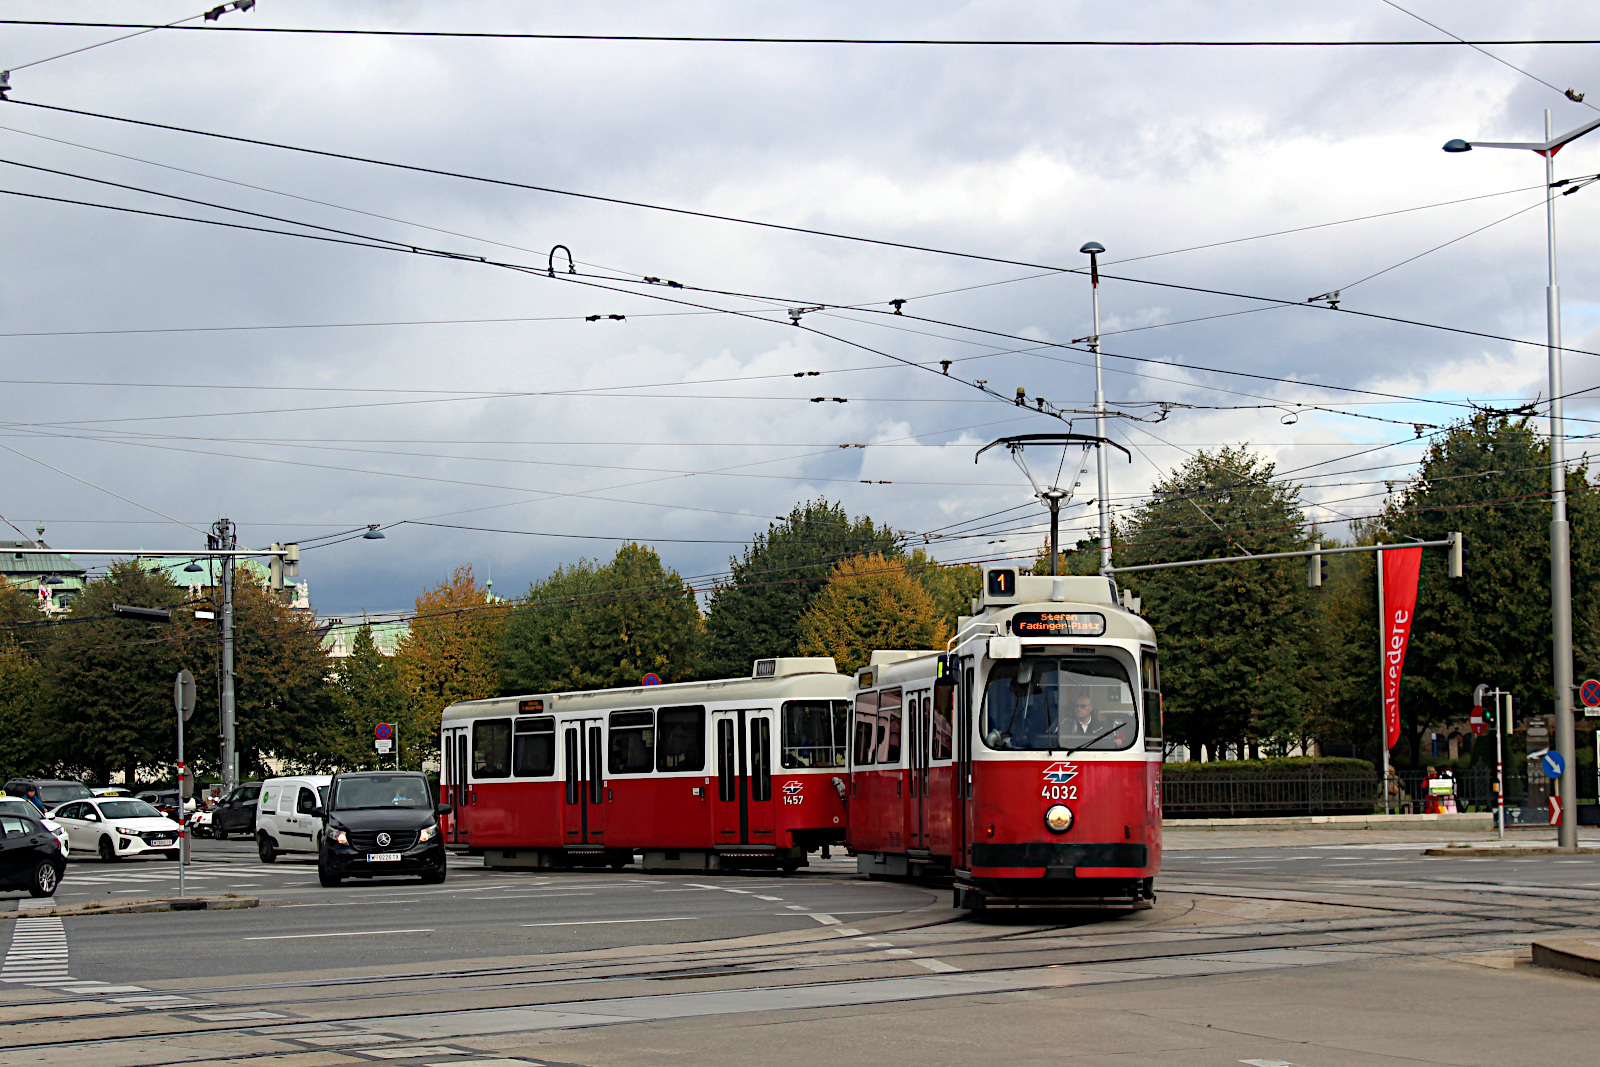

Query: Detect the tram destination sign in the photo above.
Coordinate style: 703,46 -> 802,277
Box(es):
1010,611 -> 1106,637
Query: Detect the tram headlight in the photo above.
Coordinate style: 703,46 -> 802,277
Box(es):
1044,805 -> 1074,834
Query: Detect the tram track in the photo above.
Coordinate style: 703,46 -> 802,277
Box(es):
0,917 -> 1555,1065
0,888 -> 1576,1054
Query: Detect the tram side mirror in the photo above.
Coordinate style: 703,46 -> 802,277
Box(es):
934,654 -> 957,689
988,636 -> 1022,660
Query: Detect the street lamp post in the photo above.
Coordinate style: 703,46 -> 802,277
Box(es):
1444,110 -> 1600,850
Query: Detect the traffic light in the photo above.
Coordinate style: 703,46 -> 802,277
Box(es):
1448,531 -> 1464,578
1307,550 -> 1328,588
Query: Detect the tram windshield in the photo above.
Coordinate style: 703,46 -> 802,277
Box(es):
982,656 -> 1138,752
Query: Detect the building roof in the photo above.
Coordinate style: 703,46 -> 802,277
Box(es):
0,541 -> 87,579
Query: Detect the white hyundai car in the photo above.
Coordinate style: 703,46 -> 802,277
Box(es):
50,797 -> 182,862
0,797 -> 69,857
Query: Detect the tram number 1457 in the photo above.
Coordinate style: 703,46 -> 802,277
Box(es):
1042,784 -> 1078,801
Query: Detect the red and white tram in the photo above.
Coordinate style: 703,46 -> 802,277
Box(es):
846,567 -> 1162,910
438,658 -> 853,872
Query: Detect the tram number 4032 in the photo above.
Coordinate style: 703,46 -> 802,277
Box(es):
1042,784 -> 1078,801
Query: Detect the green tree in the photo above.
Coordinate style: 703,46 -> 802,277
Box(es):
396,565 -> 506,767
1117,447 -> 1319,757
329,625 -> 409,769
796,553 -> 949,673
907,548 -> 980,634
1379,414 -> 1600,765
0,582 -> 47,779
225,572 -> 340,776
703,499 -> 899,677
36,563 -> 208,784
500,543 -> 704,692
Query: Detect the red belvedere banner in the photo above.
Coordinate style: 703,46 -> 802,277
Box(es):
1381,547 -> 1424,750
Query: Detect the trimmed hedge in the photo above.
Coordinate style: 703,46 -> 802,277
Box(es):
1163,757 -> 1375,781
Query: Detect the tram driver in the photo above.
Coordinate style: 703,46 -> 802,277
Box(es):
1065,692 -> 1100,737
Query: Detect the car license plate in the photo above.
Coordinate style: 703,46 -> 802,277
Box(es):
366,853 -> 401,862
149,838 -> 173,846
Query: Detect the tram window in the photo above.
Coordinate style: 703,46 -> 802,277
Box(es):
513,716 -> 556,777
716,719 -> 737,801
563,728 -> 580,804
781,701 -> 846,768
472,718 -> 512,778
656,705 -> 706,772
853,691 -> 879,766
982,657 -> 1138,753
931,684 -> 953,760
1140,650 -> 1163,748
750,718 -> 772,801
876,688 -> 903,764
608,710 -> 655,774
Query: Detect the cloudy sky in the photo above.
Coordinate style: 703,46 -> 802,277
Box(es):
3,1 -> 1599,614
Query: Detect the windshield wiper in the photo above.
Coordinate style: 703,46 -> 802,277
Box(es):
1062,717 -> 1133,758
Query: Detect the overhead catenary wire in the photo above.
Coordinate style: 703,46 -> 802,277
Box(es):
15,95 -> 1600,369
5,20 -> 1600,47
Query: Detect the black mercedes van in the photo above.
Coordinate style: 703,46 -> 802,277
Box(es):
315,771 -> 451,887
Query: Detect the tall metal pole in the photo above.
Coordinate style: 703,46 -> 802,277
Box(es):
218,518 -> 238,794
1047,494 -> 1061,576
1084,244 -> 1112,574
1376,543 -> 1389,814
1542,110 -> 1579,850
177,697 -> 186,898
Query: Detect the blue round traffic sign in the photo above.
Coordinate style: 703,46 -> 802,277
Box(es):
375,722 -> 393,740
641,673 -> 661,686
1581,678 -> 1600,708
1542,751 -> 1565,779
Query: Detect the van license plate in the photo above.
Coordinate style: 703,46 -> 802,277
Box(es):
366,853 -> 401,862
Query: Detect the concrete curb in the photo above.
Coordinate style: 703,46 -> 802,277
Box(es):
1532,937 -> 1600,979
3,896 -> 258,918
1165,813 -> 1493,831
1424,846 -> 1600,857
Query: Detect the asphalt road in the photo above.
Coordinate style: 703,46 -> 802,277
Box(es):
0,831 -> 1596,1066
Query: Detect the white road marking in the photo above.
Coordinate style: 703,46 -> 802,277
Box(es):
520,917 -> 696,928
914,959 -> 960,972
809,913 -> 840,925
243,929 -> 434,940
1,917 -> 69,981
754,895 -> 783,901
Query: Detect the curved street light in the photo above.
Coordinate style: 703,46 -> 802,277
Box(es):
1442,109 -> 1600,851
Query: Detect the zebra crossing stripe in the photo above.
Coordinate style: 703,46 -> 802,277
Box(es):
0,917 -> 205,1009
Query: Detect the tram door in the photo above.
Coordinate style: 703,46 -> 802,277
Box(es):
953,658 -> 974,868
906,689 -> 931,849
561,718 -> 606,844
442,726 -> 469,845
710,709 -> 777,844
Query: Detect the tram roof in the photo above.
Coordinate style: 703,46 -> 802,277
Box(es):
441,657 -> 853,723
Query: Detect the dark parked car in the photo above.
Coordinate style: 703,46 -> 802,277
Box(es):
317,771 -> 450,887
2,779 -> 92,812
136,791 -> 186,822
0,811 -> 65,897
211,782 -> 262,839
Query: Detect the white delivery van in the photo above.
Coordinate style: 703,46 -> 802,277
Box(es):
255,775 -> 333,863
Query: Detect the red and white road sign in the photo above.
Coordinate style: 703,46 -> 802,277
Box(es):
1470,704 -> 1486,736
1549,796 -> 1562,827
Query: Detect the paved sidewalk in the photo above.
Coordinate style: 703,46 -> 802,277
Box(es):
1165,825 -> 1600,851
